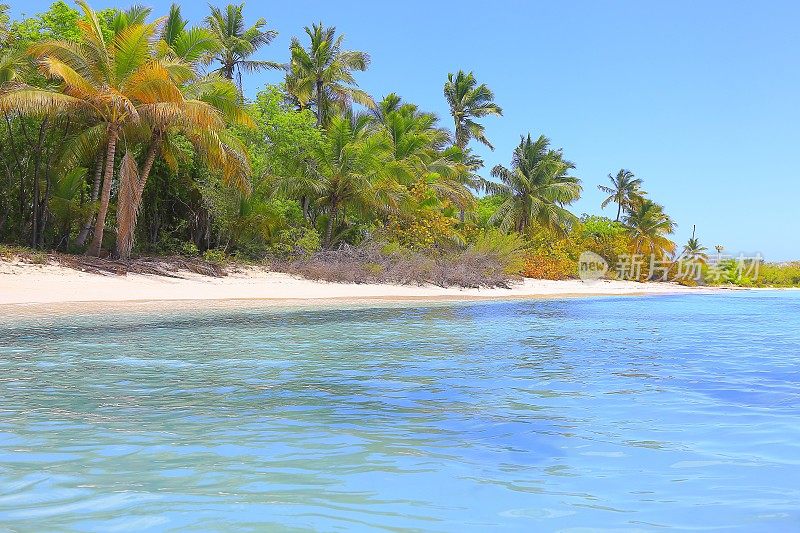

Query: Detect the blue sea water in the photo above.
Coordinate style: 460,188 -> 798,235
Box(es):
0,292 -> 799,531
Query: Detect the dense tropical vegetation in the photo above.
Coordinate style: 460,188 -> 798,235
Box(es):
0,1 -> 788,286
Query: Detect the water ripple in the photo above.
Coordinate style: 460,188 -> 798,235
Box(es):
0,292 -> 799,530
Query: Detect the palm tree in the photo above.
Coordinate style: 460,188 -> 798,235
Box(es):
486,134 -> 581,234
205,3 -> 280,91
114,6 -> 252,259
624,199 -> 676,259
110,5 -> 152,33
680,225 -> 708,263
598,169 -> 645,221
310,114 -> 396,247
0,0 -> 185,256
371,94 -> 474,215
288,23 -> 373,127
161,4 -> 221,65
443,70 -> 502,150
0,49 -> 27,86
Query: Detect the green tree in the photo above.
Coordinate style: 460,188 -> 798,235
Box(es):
371,94 -> 475,215
10,1 -> 82,45
598,168 -> 645,221
288,23 -> 373,127
205,3 -> 280,90
680,225 -> 708,263
310,114 -> 395,247
0,0 -> 186,256
245,85 -> 323,221
486,134 -> 582,234
114,5 -> 252,259
624,199 -> 676,259
443,70 -> 502,150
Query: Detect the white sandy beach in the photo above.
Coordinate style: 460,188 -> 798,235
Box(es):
0,259 -> 716,306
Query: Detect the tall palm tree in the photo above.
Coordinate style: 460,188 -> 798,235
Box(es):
371,94 -> 477,214
443,70 -> 502,150
598,168 -> 645,221
110,4 -> 152,33
624,199 -> 676,259
486,134 -> 581,234
114,6 -> 252,259
205,3 -> 280,91
288,23 -> 373,127
0,0 -> 185,256
680,225 -> 708,263
161,4 -> 221,66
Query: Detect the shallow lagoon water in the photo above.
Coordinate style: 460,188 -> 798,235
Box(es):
1,292 -> 799,531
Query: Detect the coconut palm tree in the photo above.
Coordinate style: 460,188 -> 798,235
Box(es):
205,3 -> 280,91
110,4 -> 152,33
114,6 -> 252,259
371,94 -> 474,214
310,114 -> 397,247
598,169 -> 645,221
680,225 -> 708,263
486,134 -> 582,234
161,4 -> 221,65
288,23 -> 373,127
443,70 -> 502,150
0,0 -> 185,256
624,199 -> 676,259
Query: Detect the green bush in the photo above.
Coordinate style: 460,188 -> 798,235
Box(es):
181,242 -> 199,257
752,262 -> 800,287
203,249 -> 227,264
469,229 -> 529,274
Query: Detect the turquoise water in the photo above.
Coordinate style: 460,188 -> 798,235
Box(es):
1,292 -> 799,531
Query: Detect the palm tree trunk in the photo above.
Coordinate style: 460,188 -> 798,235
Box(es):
615,202 -> 621,222
30,118 -> 48,248
324,204 -> 337,248
301,196 -> 309,220
4,113 -> 26,239
115,133 -> 161,260
87,124 -> 119,257
75,154 -> 105,247
316,79 -> 324,127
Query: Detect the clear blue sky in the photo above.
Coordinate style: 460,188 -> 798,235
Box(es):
11,0 -> 800,259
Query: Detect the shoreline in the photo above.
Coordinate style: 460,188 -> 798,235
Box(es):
0,259 -> 724,311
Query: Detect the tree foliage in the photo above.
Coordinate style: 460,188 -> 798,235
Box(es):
0,1 -> 684,284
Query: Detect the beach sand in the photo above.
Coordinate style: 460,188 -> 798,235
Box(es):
0,259 -> 715,308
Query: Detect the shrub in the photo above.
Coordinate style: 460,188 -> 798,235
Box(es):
754,262 -> 800,287
269,240 -> 520,288
270,226 -> 322,258
29,251 -> 49,265
0,245 -> 20,260
384,210 -> 462,251
203,249 -> 227,264
522,255 -> 575,280
469,229 -> 528,274
0,245 -> 50,265
181,242 -> 200,257
294,227 -> 322,257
